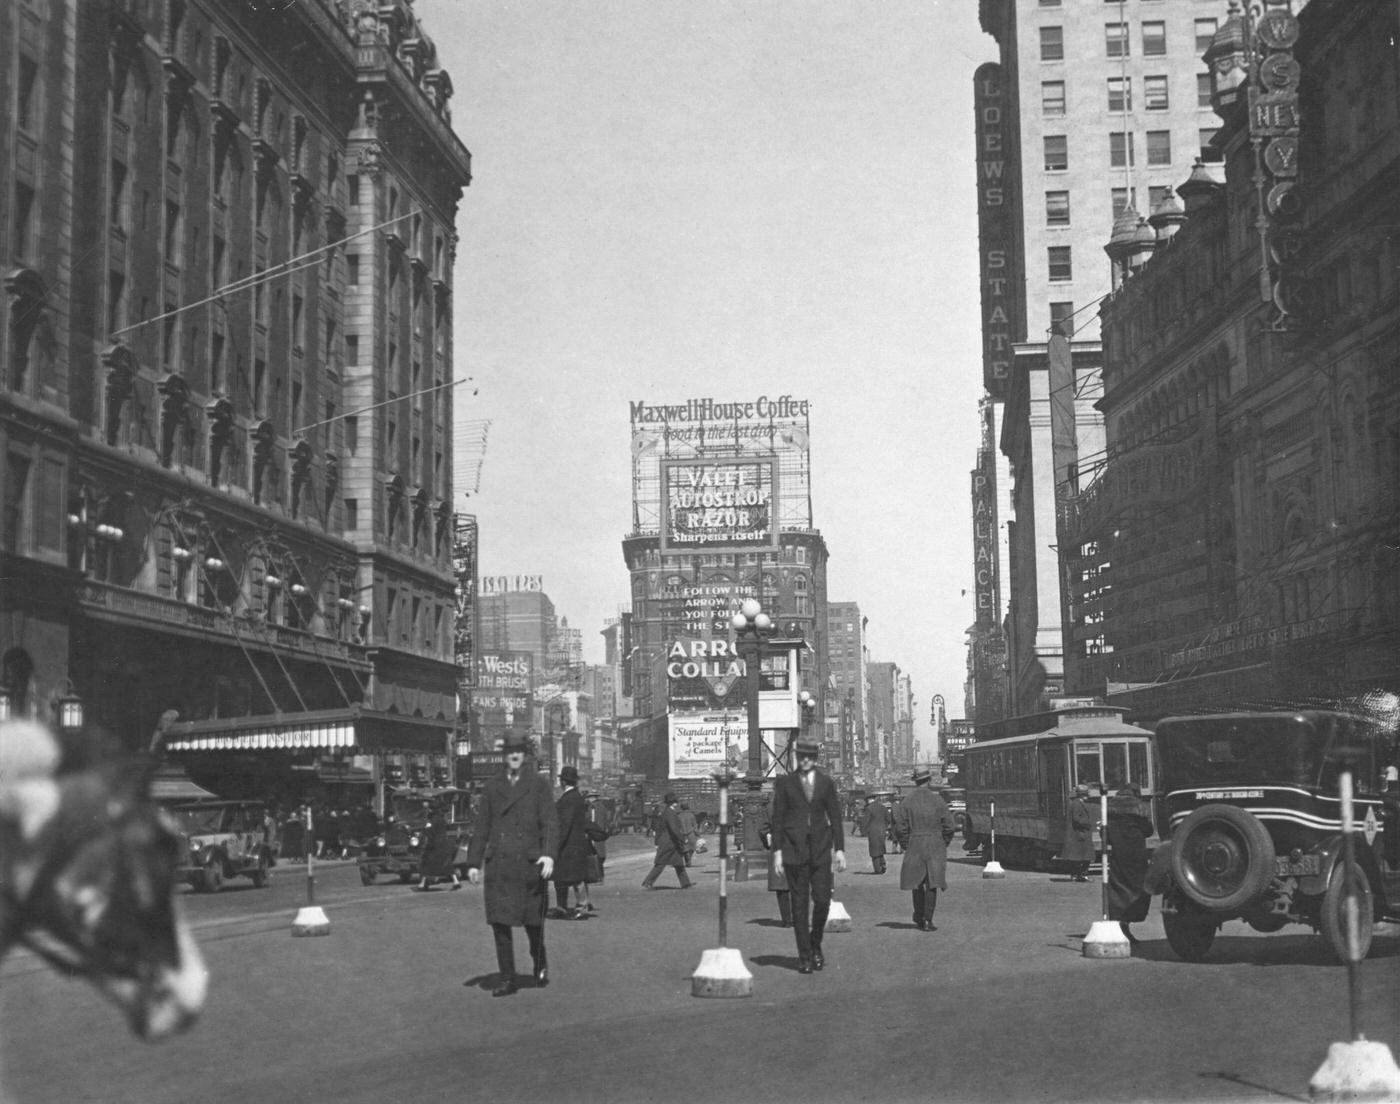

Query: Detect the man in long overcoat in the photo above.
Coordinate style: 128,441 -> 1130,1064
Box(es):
1106,783 -> 1154,942
551,765 -> 590,918
464,733 -> 558,997
894,769 -> 955,930
861,797 -> 889,874
641,793 -> 693,889
1060,783 -> 1097,882
771,737 -> 846,974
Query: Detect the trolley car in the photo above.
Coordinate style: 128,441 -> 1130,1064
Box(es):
962,701 -> 1155,869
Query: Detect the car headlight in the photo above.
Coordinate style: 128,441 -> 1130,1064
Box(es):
375,836 -> 386,847
410,834 -> 421,847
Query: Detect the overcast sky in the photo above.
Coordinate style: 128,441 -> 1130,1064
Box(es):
417,0 -> 996,756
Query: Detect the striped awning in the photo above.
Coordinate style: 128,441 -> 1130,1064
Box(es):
161,706 -> 452,756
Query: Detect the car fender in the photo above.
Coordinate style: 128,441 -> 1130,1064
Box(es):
197,844 -> 225,868
1144,839 -> 1175,895
1298,834 -> 1384,901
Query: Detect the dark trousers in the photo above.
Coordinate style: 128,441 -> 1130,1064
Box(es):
491,922 -> 545,981
775,889 -> 792,926
642,862 -> 692,888
912,885 -> 938,923
786,860 -> 833,959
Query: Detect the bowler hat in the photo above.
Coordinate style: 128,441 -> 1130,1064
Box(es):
912,767 -> 932,785
502,731 -> 530,751
559,765 -> 579,785
793,738 -> 821,759
663,792 -> 678,805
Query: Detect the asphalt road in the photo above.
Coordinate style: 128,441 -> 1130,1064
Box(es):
2,832 -> 1397,1104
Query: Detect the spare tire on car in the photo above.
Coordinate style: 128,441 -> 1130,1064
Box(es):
1170,803 -> 1276,912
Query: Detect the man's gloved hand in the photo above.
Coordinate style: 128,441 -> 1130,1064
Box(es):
536,856 -> 554,880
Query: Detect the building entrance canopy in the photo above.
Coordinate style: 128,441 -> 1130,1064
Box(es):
161,706 -> 452,757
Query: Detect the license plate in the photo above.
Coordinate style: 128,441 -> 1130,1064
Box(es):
1276,854 -> 1320,876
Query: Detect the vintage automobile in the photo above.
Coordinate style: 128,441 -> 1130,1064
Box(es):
1146,709 -> 1400,962
941,787 -> 969,840
358,787 -> 474,886
168,800 -> 274,892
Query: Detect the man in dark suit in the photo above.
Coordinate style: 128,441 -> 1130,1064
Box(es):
771,737 -> 846,974
465,732 -> 558,997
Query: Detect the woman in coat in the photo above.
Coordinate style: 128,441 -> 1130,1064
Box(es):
464,733 -> 559,997
894,768 -> 955,930
861,797 -> 889,874
1106,783 -> 1155,943
1060,783 -> 1097,882
415,800 -> 461,891
551,766 -> 591,919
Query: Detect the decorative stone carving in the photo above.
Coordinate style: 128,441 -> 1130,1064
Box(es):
101,342 -> 136,446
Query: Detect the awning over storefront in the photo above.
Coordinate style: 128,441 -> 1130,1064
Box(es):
149,767 -> 218,801
161,706 -> 453,757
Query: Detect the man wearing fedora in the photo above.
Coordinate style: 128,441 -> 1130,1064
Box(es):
894,768 -> 956,931
1060,783 -> 1097,882
771,737 -> 846,974
464,732 -> 559,997
551,764 -> 591,919
641,792 -> 693,889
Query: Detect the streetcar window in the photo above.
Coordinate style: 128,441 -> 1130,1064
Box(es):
1103,743 -> 1129,790
1128,742 -> 1150,791
1076,749 -> 1101,786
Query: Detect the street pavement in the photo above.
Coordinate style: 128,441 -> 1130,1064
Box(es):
2,830 -> 1398,1104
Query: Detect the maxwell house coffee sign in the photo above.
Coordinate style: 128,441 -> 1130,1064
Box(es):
975,62 -> 1022,401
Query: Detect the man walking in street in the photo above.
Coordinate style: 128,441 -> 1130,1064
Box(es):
1061,783 -> 1097,882
894,768 -> 955,930
771,737 -> 846,974
861,795 -> 889,874
641,792 -> 693,889
464,732 -> 558,997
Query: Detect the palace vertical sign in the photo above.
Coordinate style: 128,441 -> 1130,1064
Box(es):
975,63 -> 1021,401
971,402 -> 1000,627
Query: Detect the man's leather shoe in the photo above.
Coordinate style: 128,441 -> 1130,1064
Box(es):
533,964 -> 549,987
797,957 -> 814,975
811,948 -> 825,971
923,921 -> 937,932
491,978 -> 518,997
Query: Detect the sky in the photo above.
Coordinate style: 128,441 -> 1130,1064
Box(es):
417,0 -> 997,758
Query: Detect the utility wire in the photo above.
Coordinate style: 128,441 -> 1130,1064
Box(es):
293,376 -> 475,435
109,211 -> 416,339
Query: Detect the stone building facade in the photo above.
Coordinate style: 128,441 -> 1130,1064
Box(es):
0,0 -> 472,802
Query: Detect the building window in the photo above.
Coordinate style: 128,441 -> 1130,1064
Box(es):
1146,129 -> 1172,165
12,182 -> 35,260
1044,134 -> 1068,171
348,174 -> 360,206
1046,190 -> 1070,226
1144,75 -> 1169,111
1200,127 -> 1221,160
1142,21 -> 1166,56
1195,18 -> 1218,56
110,161 -> 128,230
1108,77 -> 1131,113
1040,26 -> 1064,61
16,55 -> 38,132
1048,246 -> 1072,282
1148,185 -> 1169,211
1106,22 -> 1129,58
345,414 -> 358,455
254,358 -> 266,411
1039,0 -> 1061,6
1049,301 -> 1075,335
346,334 -> 358,363
107,271 -> 126,335
1110,131 -> 1135,168
1111,187 -> 1137,216
1042,80 -> 1066,116
1197,72 -> 1213,108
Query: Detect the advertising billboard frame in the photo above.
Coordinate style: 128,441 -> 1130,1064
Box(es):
658,454 -> 780,554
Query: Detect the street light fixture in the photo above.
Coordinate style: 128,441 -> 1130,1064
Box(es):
731,598 -> 776,870
54,680 -> 84,733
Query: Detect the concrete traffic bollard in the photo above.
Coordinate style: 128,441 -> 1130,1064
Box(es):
1081,918 -> 1130,959
825,898 -> 852,933
1309,1039 -> 1400,1102
291,904 -> 330,936
691,947 -> 753,998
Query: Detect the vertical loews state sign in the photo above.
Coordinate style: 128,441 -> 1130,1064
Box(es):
974,62 -> 1022,401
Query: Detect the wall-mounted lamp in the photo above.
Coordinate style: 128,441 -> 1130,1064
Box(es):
94,523 -> 124,541
265,574 -> 283,589
205,556 -> 226,572
337,597 -> 356,611
171,545 -> 194,562
0,685 -> 11,723
54,681 -> 83,732
357,605 -> 371,618
290,582 -> 309,597
66,513 -> 84,528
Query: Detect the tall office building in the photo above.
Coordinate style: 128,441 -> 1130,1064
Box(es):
1,0 -> 470,802
825,601 -> 866,775
972,0 -> 1225,718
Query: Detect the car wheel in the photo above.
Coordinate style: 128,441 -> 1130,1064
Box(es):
1170,803 -> 1275,912
359,865 -> 377,886
250,854 -> 270,888
1319,858 -> 1374,963
1163,908 -> 1217,961
202,856 -> 224,893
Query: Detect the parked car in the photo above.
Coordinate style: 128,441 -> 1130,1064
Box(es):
941,787 -> 969,839
168,800 -> 274,892
358,787 -> 474,886
1145,709 -> 1400,962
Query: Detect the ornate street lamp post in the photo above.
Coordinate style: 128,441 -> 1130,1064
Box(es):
731,598 -> 775,876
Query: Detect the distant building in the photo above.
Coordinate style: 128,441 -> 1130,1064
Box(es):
825,601 -> 866,774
